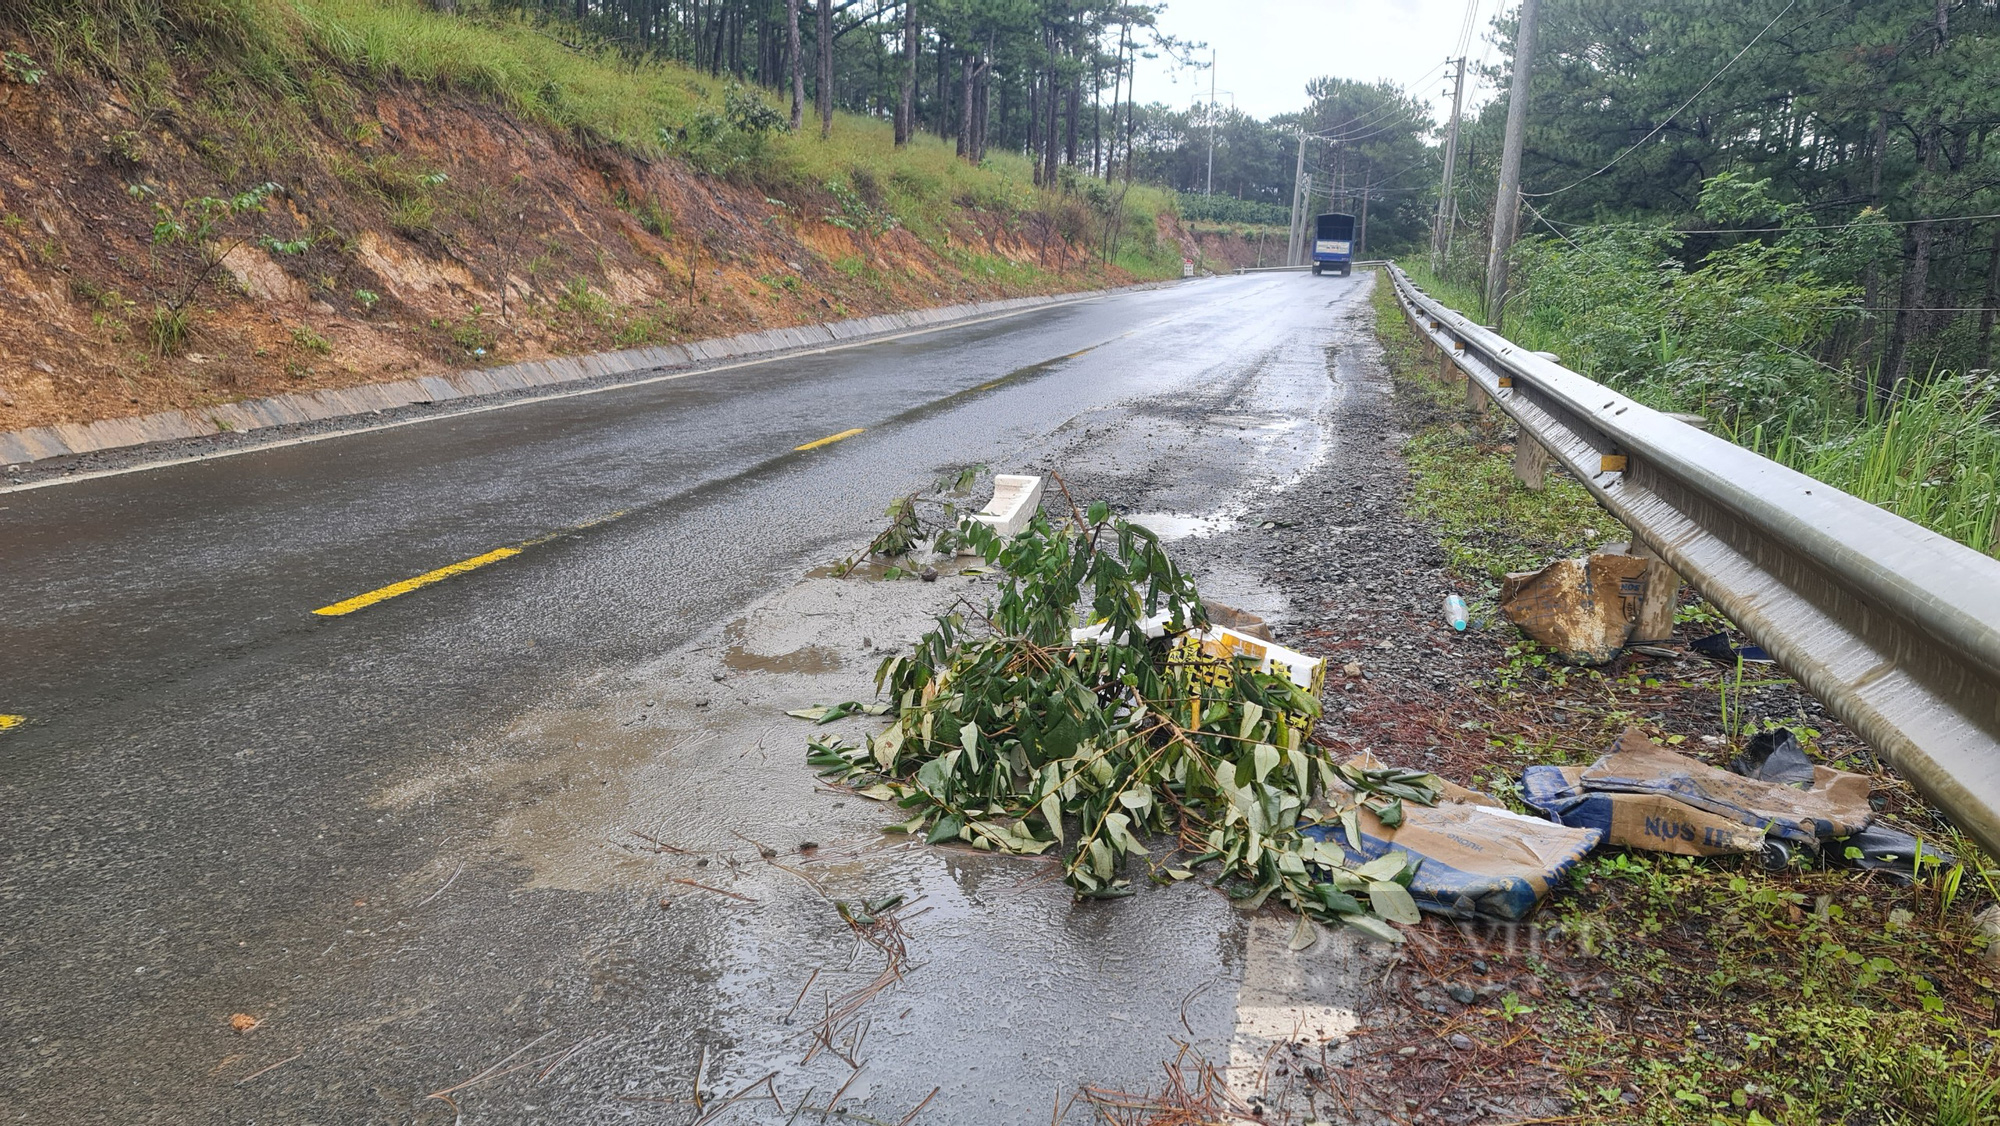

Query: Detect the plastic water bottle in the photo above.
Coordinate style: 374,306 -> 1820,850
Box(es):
1443,594 -> 1469,632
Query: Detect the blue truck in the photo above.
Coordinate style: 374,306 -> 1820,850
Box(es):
1310,212 -> 1356,277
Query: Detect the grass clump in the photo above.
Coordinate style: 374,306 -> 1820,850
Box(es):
1371,275 -> 1620,581
1399,174 -> 1998,561
1543,851 -> 2000,1125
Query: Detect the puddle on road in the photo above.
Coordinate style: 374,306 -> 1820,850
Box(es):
1124,511 -> 1234,540
723,642 -> 843,674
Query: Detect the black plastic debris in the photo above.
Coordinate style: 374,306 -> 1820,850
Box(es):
1724,728 -> 1954,880
1825,823 -> 1955,882
1690,631 -> 1773,665
1730,728 -> 1816,787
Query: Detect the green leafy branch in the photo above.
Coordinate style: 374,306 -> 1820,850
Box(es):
805,503 -> 1444,940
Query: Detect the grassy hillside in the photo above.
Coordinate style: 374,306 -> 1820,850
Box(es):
0,0 -> 1184,431
1399,263 -> 1999,560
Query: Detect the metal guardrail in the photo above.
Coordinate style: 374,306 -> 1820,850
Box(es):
1233,260 -> 1391,275
1386,263 -> 2000,860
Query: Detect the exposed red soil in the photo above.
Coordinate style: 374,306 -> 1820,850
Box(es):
0,64 -> 1159,436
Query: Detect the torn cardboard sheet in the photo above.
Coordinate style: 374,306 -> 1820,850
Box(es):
1310,757 -> 1602,922
1522,763 -> 1767,858
1523,728 -> 1874,856
1579,728 -> 1872,844
1499,552 -> 1651,664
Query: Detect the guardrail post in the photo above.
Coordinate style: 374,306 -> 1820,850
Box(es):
1464,371 -> 1488,414
1512,432 -> 1548,490
1628,538 -> 1682,643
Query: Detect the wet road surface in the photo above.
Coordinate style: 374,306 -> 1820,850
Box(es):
1,271 -> 1382,1123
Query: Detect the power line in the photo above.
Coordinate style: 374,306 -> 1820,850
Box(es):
1452,0 -> 1482,63
1308,59 -> 1448,139
1537,210 -> 2000,236
1523,0 -> 1797,199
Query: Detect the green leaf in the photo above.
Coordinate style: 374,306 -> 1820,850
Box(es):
1105,812 -> 1147,856
1313,884 -> 1365,915
915,750 -> 956,797
1251,742 -> 1280,784
870,725 -> 903,769
1117,782 -> 1154,815
1238,701 -> 1264,740
1038,792 -> 1065,843
926,814 -> 964,844
1288,914 -> 1319,951
1353,853 -> 1409,882
1367,881 -> 1422,924
1087,838 -> 1115,879
1341,913 -> 1406,944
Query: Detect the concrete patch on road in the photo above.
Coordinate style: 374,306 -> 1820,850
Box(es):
1227,917 -> 1395,1114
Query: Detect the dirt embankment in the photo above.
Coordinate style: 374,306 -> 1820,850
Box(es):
1185,225 -> 1288,273
0,65 -> 1163,435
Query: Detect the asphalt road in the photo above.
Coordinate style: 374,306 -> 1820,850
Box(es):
1,270 -> 1378,1123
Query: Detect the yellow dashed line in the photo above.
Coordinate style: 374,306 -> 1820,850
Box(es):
795,428 -> 865,451
0,714 -> 26,731
312,547 -> 523,617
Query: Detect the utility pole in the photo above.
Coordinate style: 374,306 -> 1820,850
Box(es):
1485,0 -> 1540,325
1431,56 -> 1466,273
1205,49 -> 1217,196
1358,171 -> 1371,258
1287,131 -> 1307,265
1297,174 -> 1313,262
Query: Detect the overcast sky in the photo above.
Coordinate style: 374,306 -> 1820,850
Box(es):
1133,0 -> 1506,127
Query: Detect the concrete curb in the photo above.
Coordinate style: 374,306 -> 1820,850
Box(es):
0,280 -> 1175,468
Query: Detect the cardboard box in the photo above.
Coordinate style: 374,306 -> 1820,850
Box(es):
1172,625 -> 1327,738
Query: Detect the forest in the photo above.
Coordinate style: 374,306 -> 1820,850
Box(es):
469,0 -> 1442,253
1418,0 -> 1999,555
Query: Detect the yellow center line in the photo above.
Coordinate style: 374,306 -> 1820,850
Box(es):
311,509 -> 628,619
795,427 -> 865,452
313,546 -> 523,617
0,714 -> 25,731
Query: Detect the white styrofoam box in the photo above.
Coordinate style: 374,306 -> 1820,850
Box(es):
973,474 -> 1046,539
